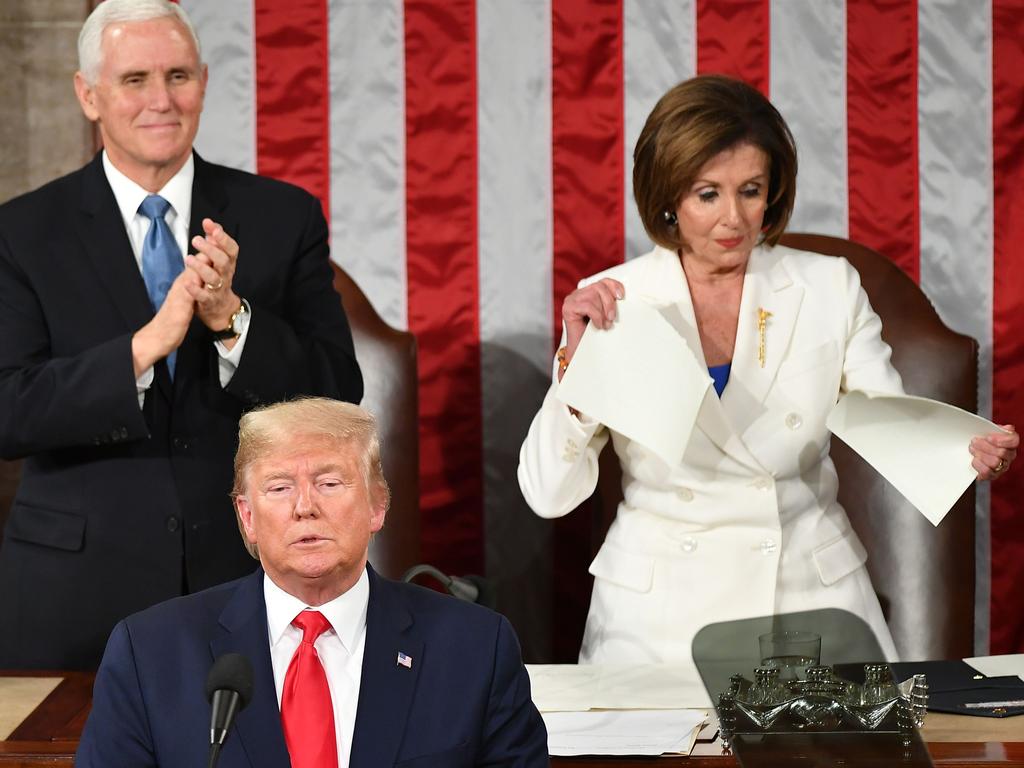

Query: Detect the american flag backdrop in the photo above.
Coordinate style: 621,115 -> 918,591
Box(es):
176,0 -> 1024,659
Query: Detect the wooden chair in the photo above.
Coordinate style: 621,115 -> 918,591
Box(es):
0,265 -> 420,580
332,265 -> 420,578
592,233 -> 977,661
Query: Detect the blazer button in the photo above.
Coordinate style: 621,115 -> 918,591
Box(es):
675,487 -> 694,502
759,538 -> 778,555
680,536 -> 698,553
166,516 -> 180,532
562,439 -> 579,462
785,413 -> 803,430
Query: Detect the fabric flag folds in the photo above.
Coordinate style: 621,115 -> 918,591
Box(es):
182,0 -> 1024,657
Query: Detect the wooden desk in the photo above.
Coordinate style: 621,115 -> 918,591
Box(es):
1,672 -> 1021,766
0,671 -> 91,767
551,716 -> 1024,767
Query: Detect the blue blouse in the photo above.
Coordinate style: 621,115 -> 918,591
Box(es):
708,362 -> 732,397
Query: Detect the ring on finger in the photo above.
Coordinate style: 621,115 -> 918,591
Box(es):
995,458 -> 1007,473
205,279 -> 224,291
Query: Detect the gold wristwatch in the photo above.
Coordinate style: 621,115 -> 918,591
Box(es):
212,300 -> 248,341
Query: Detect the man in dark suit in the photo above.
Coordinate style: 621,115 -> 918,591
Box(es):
76,398 -> 549,767
0,0 -> 361,669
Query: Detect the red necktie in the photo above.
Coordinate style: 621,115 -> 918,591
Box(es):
281,610 -> 338,768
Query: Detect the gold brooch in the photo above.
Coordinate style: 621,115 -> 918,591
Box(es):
757,308 -> 772,368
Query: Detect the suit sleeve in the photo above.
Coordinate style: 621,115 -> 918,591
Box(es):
75,621 -> 158,768
477,616 -> 549,767
225,193 -> 363,406
517,368 -> 609,519
837,257 -> 904,397
0,229 -> 148,459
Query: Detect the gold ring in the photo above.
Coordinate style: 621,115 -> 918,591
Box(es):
205,280 -> 224,291
996,459 -> 1006,473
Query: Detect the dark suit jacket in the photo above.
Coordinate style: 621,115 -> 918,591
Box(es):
76,567 -> 549,767
0,153 -> 362,669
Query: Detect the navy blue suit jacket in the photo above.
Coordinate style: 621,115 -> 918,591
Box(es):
0,152 -> 362,669
76,567 -> 549,767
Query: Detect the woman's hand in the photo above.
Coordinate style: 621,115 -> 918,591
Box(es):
560,278 -> 625,374
971,425 -> 1019,481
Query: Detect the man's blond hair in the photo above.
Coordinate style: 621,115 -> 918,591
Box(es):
232,397 -> 390,558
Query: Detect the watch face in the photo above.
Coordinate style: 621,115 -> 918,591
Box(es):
230,303 -> 247,335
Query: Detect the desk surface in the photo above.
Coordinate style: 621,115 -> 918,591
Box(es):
1,672 -> 1021,767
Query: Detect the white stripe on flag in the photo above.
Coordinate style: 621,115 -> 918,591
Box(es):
770,0 -> 847,237
328,0 -> 407,330
478,0 -> 554,659
917,0 -> 994,654
185,0 -> 257,173
623,0 -> 697,260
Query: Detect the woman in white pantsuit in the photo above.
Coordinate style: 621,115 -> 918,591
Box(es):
518,75 -> 1018,667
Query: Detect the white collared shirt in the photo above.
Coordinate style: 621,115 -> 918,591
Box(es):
264,570 -> 368,768
101,152 -> 250,402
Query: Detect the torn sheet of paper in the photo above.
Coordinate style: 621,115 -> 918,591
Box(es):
826,391 -> 1003,525
556,299 -> 711,467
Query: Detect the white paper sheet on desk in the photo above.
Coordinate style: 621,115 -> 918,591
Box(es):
526,663 -> 712,711
556,300 -> 711,467
965,654 -> 1024,683
826,391 -> 1003,526
543,708 -> 707,756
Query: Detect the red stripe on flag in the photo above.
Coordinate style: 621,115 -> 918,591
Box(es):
252,0 -> 331,217
846,1 -> 919,280
550,0 -> 624,661
696,0 -> 770,94
404,0 -> 482,575
551,0 -> 625,342
990,0 -> 1024,654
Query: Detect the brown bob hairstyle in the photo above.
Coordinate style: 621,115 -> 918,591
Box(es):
633,74 -> 798,251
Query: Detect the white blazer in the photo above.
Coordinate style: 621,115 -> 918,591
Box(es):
518,244 -> 904,665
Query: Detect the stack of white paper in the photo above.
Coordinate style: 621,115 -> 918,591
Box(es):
543,709 -> 707,757
527,664 -> 711,756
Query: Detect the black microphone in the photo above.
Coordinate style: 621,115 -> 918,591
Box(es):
401,564 -> 496,608
204,653 -> 254,768
455,573 -> 496,610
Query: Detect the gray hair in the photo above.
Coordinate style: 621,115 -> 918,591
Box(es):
78,0 -> 202,84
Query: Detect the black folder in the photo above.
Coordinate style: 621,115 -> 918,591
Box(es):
890,660 -> 1024,718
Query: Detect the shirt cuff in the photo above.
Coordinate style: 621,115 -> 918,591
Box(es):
214,299 -> 252,387
135,366 -> 154,410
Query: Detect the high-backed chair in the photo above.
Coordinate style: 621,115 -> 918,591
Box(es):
592,233 -> 977,661
0,266 -> 420,580
332,264 -> 420,578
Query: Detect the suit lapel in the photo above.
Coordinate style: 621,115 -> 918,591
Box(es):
75,154 -> 155,339
636,248 -> 765,472
173,154 -> 237,387
210,570 -> 291,768
349,567 -> 423,768
189,153 -> 233,246
721,247 -> 803,437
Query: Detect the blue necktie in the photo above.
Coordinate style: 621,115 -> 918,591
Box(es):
139,195 -> 183,376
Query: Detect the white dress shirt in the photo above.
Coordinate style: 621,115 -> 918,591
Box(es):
264,571 -> 368,768
101,152 -> 250,404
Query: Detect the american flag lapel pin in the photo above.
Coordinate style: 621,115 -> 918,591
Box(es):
396,651 -> 413,669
